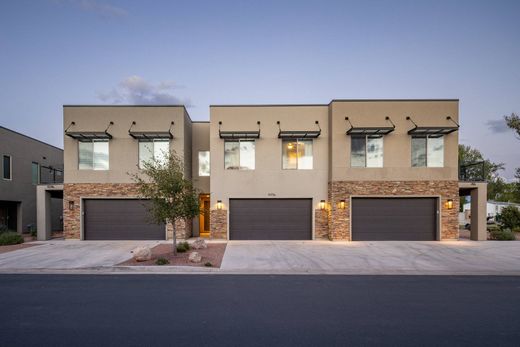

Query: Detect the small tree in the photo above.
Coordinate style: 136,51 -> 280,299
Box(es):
496,206 -> 520,230
130,150 -> 199,255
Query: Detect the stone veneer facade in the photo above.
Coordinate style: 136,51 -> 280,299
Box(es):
327,180 -> 459,241
63,183 -> 191,240
314,209 -> 329,239
210,209 -> 227,239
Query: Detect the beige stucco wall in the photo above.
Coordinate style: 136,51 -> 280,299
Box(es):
191,122 -> 210,193
329,100 -> 459,181
210,106 -> 329,214
63,106 -> 189,184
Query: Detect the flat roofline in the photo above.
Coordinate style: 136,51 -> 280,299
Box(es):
0,126 -> 63,151
210,104 -> 328,107
63,104 -> 193,123
211,99 -> 459,108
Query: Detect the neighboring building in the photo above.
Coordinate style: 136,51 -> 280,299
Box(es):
63,99 -> 473,241
0,126 -> 63,234
461,200 -> 520,223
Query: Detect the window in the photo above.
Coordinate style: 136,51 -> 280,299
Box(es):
78,140 -> 109,170
412,136 -> 444,167
32,162 -> 40,185
282,139 -> 313,170
139,140 -> 169,168
3,155 -> 11,180
198,151 -> 210,176
350,136 -> 383,167
224,140 -> 255,170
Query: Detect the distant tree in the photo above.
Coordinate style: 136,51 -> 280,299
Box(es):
505,113 -> 520,139
130,150 -> 199,255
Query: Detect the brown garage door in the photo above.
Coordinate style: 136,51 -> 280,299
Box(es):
84,199 -> 165,240
229,199 -> 312,240
352,198 -> 437,241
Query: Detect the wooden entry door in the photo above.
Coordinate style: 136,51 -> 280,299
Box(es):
199,195 -> 210,237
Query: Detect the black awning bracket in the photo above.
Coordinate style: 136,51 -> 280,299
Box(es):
345,116 -> 395,136
65,121 -> 113,141
219,121 -> 261,140
407,116 -> 459,136
128,121 -> 174,140
64,121 -> 76,133
277,120 -> 321,139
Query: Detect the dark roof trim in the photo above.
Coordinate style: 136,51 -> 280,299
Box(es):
63,105 -> 187,107
330,99 -> 459,103
0,126 -> 63,151
210,104 -> 328,108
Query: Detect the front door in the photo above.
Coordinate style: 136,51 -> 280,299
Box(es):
199,194 -> 210,237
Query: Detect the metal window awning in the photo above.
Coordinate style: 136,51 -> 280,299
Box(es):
345,117 -> 395,137
64,121 -> 113,141
406,116 -> 459,137
277,120 -> 321,139
219,121 -> 261,140
128,121 -> 174,140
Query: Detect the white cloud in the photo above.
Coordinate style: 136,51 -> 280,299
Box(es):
98,76 -> 191,106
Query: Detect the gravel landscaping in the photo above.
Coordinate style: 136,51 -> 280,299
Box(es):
119,243 -> 227,268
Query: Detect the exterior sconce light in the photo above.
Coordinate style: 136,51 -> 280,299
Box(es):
68,201 -> 74,210
217,200 -> 222,210
338,200 -> 346,209
320,200 -> 326,210
445,199 -> 454,209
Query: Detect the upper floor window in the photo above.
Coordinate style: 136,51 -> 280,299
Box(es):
79,140 -> 109,170
225,140 -> 255,170
139,140 -> 169,168
3,155 -> 11,180
282,139 -> 313,170
411,135 -> 444,167
32,162 -> 40,185
351,136 -> 383,168
198,151 -> 210,176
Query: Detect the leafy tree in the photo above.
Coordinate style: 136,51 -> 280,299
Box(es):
496,206 -> 520,230
505,113 -> 520,139
130,150 -> 199,255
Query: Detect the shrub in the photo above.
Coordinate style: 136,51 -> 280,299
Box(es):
487,224 -> 501,233
204,262 -> 212,267
176,242 -> 189,253
489,228 -> 516,241
179,241 -> 190,250
512,226 -> 520,233
30,230 -> 37,238
155,257 -> 169,265
496,206 -> 520,230
0,225 -> 8,234
0,232 -> 24,246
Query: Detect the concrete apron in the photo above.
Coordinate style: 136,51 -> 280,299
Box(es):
1,240 -> 520,275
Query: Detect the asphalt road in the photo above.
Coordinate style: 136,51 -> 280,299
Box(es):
1,275 -> 519,347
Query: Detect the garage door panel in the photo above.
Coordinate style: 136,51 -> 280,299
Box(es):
352,198 -> 437,241
84,199 -> 165,240
230,199 -> 312,240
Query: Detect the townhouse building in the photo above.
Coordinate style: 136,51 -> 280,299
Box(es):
61,99 -> 486,242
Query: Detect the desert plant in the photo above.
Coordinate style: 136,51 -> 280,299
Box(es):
489,228 -> 516,241
179,241 -> 190,250
130,150 -> 200,256
496,206 -> 520,230
0,232 -> 24,245
176,241 -> 190,253
204,262 -> 212,267
155,257 -> 170,265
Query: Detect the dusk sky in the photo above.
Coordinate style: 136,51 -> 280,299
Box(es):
1,0 -> 519,178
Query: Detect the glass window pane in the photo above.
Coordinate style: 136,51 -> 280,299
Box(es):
224,141 -> 240,170
3,155 -> 11,179
198,151 -> 210,176
351,136 -> 366,167
153,140 -> 170,165
297,140 -> 313,169
139,141 -> 154,168
78,142 -> 93,170
93,141 -> 109,170
411,137 -> 427,167
32,162 -> 39,184
427,136 -> 444,167
239,141 -> 255,170
282,140 -> 298,169
366,137 -> 383,168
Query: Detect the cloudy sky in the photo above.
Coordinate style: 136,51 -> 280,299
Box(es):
1,0 -> 519,178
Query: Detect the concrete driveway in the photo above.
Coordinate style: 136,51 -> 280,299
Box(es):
220,240 -> 520,275
0,240 -> 159,270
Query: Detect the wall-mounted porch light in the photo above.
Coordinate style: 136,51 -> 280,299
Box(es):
338,200 -> 346,209
320,200 -> 326,210
445,199 -> 454,209
217,200 -> 223,210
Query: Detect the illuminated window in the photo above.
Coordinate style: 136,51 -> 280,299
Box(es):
282,139 -> 313,170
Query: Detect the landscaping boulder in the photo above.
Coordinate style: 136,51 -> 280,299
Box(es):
191,238 -> 208,250
132,246 -> 152,262
188,251 -> 202,263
